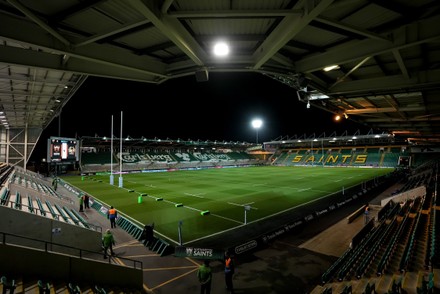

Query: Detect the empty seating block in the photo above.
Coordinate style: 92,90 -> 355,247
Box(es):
0,188 -> 9,205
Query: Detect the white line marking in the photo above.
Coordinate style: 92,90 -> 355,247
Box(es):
184,193 -> 205,198
211,213 -> 243,224
227,202 -> 258,210
298,188 -> 311,192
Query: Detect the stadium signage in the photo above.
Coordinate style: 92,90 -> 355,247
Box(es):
118,152 -> 174,163
262,228 -> 286,242
193,152 -> 232,161
315,208 -> 328,216
336,197 -> 353,207
291,154 -> 368,164
234,240 -> 258,255
174,246 -> 224,259
285,220 -> 303,230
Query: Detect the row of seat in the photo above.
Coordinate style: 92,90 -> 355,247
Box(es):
0,275 -> 16,294
2,191 -> 89,229
322,191 -> 434,285
11,172 -> 62,200
1,275 -> 116,294
0,164 -> 13,186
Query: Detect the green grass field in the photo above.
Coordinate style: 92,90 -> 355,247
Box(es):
62,166 -> 394,244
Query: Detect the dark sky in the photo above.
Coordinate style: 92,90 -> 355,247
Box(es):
31,72 -> 370,160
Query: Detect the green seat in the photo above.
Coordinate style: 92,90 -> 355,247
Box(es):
1,276 -> 16,293
95,285 -> 107,294
68,282 -> 81,294
37,280 -> 51,294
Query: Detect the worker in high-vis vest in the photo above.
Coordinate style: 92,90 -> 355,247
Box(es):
107,206 -> 118,228
224,251 -> 235,294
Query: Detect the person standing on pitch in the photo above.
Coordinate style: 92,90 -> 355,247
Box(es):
197,259 -> 212,294
107,206 -> 117,228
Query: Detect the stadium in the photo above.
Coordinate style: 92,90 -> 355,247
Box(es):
1,1 -> 440,294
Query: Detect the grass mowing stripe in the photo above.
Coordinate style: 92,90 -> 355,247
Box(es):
156,195 -> 244,225
62,166 -> 394,243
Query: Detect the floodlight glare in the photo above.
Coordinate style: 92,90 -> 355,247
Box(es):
251,119 -> 263,144
213,42 -> 229,56
323,65 -> 340,72
252,119 -> 262,129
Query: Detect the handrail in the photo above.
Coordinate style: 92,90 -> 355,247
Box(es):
0,231 -> 142,270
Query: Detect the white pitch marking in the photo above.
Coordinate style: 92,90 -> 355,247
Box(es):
298,188 -> 311,192
184,193 -> 205,198
227,202 -> 258,210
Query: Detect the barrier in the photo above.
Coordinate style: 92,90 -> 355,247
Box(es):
347,204 -> 367,224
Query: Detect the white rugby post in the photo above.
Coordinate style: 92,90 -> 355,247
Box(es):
118,111 -> 124,188
244,205 -> 251,224
110,115 -> 114,185
178,220 -> 183,245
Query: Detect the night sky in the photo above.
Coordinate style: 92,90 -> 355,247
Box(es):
30,72 -> 370,161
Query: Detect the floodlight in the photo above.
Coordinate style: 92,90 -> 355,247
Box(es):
251,119 -> 263,144
213,42 -> 229,56
323,65 -> 340,72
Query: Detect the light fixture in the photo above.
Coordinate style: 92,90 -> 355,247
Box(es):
251,119 -> 263,144
344,113 -> 349,119
306,101 -> 310,109
213,41 -> 229,57
323,65 -> 340,72
334,114 -> 341,121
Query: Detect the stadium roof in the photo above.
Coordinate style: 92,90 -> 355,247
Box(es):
1,0 -> 440,166
81,135 -> 254,150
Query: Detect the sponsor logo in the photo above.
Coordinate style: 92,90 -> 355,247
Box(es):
235,240 -> 258,255
184,247 -> 213,257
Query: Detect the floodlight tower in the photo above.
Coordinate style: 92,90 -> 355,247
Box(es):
251,119 -> 263,144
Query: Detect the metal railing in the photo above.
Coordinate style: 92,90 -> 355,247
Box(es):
0,231 -> 142,270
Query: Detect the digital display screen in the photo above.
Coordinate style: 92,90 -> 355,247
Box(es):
47,137 -> 79,163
